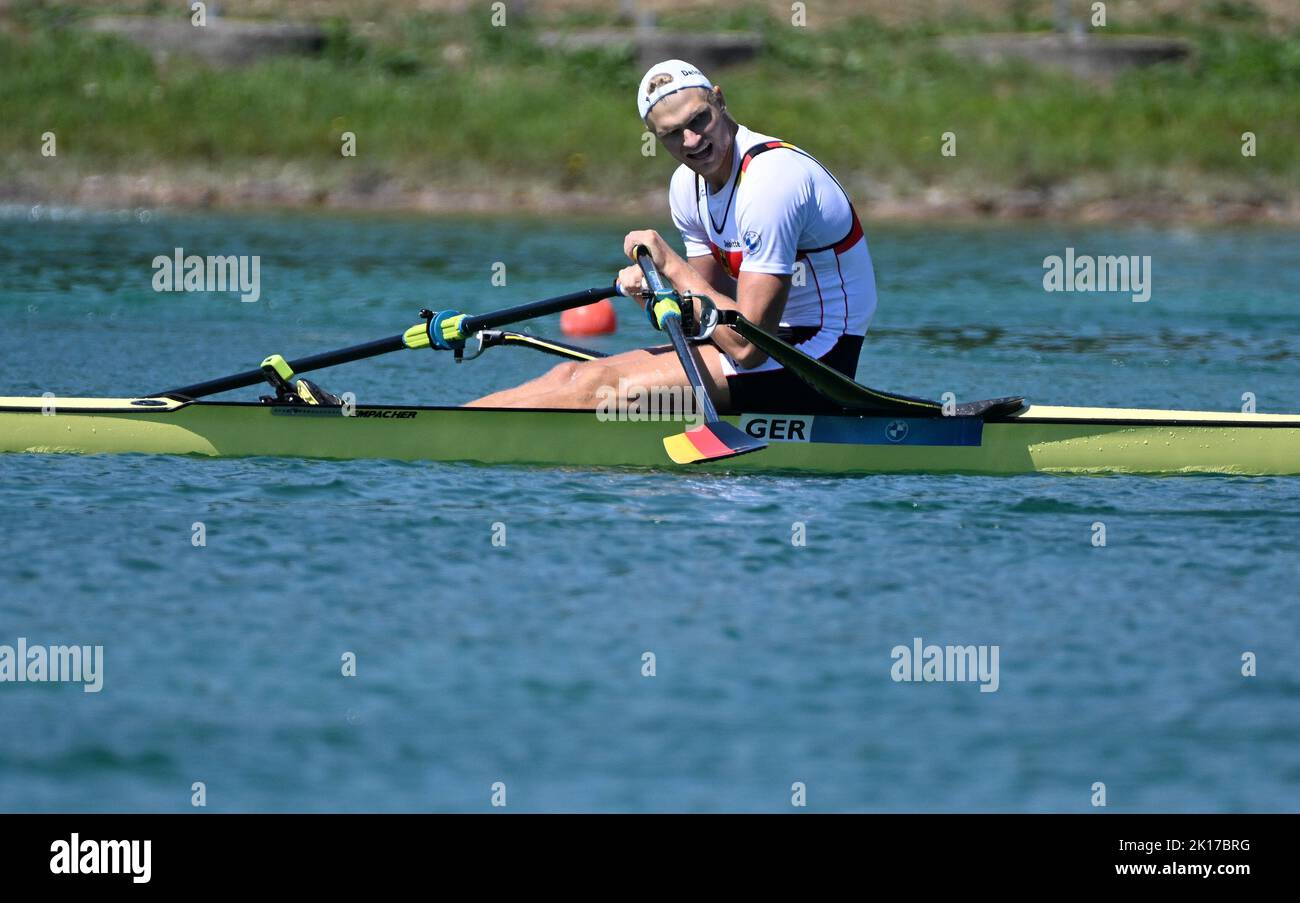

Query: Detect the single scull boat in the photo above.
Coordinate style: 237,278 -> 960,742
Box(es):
3,251 -> 1298,475
3,396 -> 1298,475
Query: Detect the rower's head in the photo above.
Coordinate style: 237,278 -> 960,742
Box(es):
638,59 -> 737,182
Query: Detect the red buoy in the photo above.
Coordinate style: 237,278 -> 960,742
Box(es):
560,298 -> 617,336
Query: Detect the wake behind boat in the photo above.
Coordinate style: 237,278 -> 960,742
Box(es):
3,260 -> 1298,476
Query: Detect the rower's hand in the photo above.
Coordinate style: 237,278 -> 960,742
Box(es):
616,264 -> 645,300
622,229 -> 671,269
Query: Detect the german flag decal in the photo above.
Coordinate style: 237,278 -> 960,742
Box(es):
663,422 -> 766,464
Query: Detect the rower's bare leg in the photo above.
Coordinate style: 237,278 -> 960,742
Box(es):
466,344 -> 731,412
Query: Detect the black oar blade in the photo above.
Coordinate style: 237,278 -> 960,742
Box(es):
663,420 -> 766,464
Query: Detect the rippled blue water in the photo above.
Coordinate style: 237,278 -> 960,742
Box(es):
1,207 -> 1298,811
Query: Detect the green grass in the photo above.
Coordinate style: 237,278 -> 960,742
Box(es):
1,7 -> 1297,209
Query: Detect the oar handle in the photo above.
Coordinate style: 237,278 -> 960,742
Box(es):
633,245 -> 669,295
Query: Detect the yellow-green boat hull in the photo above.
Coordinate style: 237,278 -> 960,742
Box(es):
2,398 -> 1299,475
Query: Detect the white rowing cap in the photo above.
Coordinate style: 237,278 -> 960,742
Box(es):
637,59 -> 712,120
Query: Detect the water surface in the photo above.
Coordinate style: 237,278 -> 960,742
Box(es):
1,207 -> 1298,811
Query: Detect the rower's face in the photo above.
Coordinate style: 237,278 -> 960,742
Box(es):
649,88 -> 732,180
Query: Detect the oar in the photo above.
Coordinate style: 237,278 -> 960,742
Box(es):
713,310 -> 1025,419
631,246 -> 766,464
157,285 -> 615,400
430,286 -> 617,345
715,309 -> 943,415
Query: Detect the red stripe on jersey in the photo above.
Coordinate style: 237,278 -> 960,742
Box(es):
709,241 -> 744,279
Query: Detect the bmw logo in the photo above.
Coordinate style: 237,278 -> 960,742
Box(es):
885,420 -> 909,442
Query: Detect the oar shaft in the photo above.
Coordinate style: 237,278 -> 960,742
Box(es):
158,334 -> 410,399
157,284 -> 618,400
458,286 -> 616,334
632,246 -> 721,422
717,310 -> 943,415
662,314 -> 721,423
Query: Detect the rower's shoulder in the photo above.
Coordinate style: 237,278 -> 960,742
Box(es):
743,140 -> 820,176
667,163 -> 700,207
669,162 -> 697,191
738,142 -> 819,200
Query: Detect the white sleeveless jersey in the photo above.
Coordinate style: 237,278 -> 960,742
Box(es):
668,124 -> 877,372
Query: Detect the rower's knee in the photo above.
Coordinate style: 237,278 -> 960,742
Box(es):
545,361 -> 584,384
547,360 -> 620,405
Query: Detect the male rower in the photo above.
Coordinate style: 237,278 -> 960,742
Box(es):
468,59 -> 877,413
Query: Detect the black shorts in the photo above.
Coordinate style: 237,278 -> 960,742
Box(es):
722,331 -> 864,414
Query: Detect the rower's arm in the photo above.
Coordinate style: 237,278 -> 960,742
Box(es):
684,253 -> 737,298
666,259 -> 790,369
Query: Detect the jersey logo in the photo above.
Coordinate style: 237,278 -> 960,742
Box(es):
742,230 -> 762,253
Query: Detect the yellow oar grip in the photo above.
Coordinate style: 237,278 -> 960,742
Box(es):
650,291 -> 681,330
438,313 -> 468,343
403,323 -> 431,350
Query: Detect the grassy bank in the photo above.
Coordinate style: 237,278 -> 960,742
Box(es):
2,1 -> 1298,220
